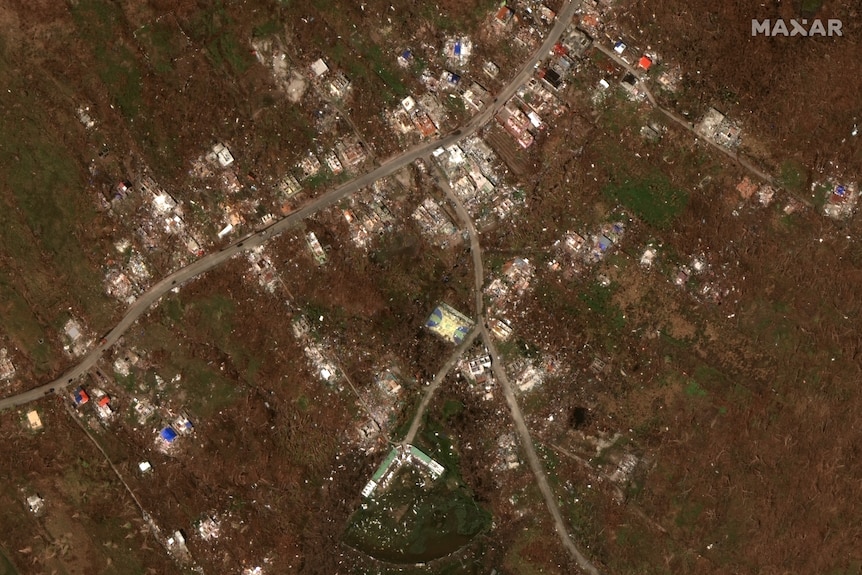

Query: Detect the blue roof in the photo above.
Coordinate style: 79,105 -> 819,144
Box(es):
598,235 -> 613,251
836,185 -> 846,196
454,42 -> 461,55
160,427 -> 178,442
402,49 -> 412,59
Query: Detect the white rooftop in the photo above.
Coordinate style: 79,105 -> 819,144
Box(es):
311,58 -> 329,77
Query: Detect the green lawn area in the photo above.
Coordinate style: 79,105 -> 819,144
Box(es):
345,420 -> 490,563
343,465 -> 490,563
602,173 -> 689,229
72,0 -> 143,118
187,3 -> 253,75
136,19 -> 187,75
0,47 -> 110,367
0,548 -> 19,575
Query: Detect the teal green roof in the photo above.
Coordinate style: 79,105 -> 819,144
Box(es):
370,447 -> 399,482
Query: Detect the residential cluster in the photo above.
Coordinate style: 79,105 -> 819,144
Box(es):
432,135 -> 525,226
459,351 -> 495,401
412,197 -> 460,246
352,368 -> 406,451
549,221 -> 626,275
291,316 -> 341,387
494,432 -> 521,471
138,173 -> 207,255
695,107 -> 743,149
485,257 -> 535,344
245,246 -> 283,293
816,180 -> 858,220
105,240 -> 152,305
63,318 -> 92,357
497,77 -> 567,149
341,180 -> 397,249
0,347 -> 16,382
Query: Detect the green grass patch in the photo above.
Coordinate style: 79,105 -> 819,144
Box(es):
419,0 -> 498,32
194,295 -> 236,336
208,33 -> 252,74
336,37 -> 407,100
343,465 -> 490,563
778,159 -> 807,195
603,173 -> 688,229
684,379 -> 707,398
812,181 -> 830,211
253,19 -> 282,38
442,399 -> 464,421
0,51 -> 111,358
801,0 -> 824,13
136,20 -> 187,75
674,499 -> 704,532
305,166 -> 334,190
99,45 -> 143,117
0,277 -> 51,369
188,2 -> 253,74
600,93 -> 642,135
176,357 -> 237,418
0,548 -> 19,575
72,0 -> 143,117
579,282 -> 626,332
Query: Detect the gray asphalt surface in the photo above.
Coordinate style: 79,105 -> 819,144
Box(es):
6,3 -> 603,571
594,43 -> 777,190
0,0 -> 582,412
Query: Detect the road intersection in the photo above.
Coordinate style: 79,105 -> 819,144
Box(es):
2,2 -> 603,572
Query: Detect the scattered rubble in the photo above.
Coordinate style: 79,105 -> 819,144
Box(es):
26,494 -> 44,515
696,107 -> 742,149
817,180 -> 858,220
0,348 -> 15,381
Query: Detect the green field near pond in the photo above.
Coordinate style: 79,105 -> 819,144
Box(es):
344,465 -> 490,563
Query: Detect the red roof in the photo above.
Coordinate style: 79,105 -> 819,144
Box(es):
638,56 -> 653,71
98,396 -> 110,407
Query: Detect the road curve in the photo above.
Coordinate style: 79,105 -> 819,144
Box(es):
0,1 -> 582,412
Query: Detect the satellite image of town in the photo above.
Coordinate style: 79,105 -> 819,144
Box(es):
1,0 -> 861,574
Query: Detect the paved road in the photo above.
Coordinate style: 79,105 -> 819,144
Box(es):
402,327 -> 480,445
0,0 -> 582,412
401,161 -> 486,446
594,43 -> 779,191
434,145 -> 601,574
483,329 -> 600,575
401,0 -> 582,444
